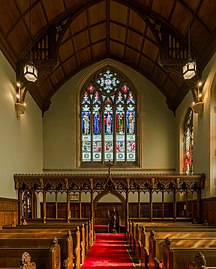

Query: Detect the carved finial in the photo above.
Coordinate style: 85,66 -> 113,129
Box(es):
150,230 -> 155,237
52,237 -> 58,246
194,252 -> 206,267
105,160 -> 113,177
165,237 -> 172,248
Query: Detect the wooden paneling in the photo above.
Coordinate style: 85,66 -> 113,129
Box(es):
0,198 -> 18,226
201,198 -> 216,225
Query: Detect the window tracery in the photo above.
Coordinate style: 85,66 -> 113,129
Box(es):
80,67 -> 137,164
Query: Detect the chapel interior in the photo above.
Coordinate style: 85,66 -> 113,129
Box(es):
0,1 -> 216,268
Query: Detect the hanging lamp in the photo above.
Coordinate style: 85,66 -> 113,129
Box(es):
183,2 -> 196,80
24,0 -> 38,82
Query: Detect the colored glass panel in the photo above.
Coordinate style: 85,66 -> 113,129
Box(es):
80,67 -> 137,164
184,108 -> 193,174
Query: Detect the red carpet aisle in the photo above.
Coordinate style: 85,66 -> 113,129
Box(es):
81,233 -> 135,268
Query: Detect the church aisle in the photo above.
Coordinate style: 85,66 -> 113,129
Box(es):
81,233 -> 135,268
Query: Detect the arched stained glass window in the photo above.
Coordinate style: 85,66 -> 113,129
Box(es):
183,108 -> 193,174
80,67 -> 137,164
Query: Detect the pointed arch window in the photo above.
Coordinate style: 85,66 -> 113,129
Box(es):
183,108 -> 193,174
80,67 -> 137,165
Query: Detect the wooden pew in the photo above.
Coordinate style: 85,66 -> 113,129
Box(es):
3,218 -> 94,249
128,221 -> 216,269
20,251 -> 36,269
0,251 -> 36,269
1,219 -> 94,265
0,227 -> 81,269
147,231 -> 216,269
146,233 -> 216,269
161,238 -> 216,269
0,237 -> 60,269
188,252 -> 216,269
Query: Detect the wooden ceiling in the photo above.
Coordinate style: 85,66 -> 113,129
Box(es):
0,0 -> 216,114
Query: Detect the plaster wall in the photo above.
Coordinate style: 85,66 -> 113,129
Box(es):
43,59 -> 176,172
0,51 -> 43,199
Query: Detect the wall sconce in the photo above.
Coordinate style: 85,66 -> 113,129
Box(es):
192,81 -> 204,116
15,82 -> 26,119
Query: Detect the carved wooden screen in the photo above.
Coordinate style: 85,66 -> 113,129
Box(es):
80,67 -> 137,165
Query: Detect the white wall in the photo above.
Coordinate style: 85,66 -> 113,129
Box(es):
176,52 -> 216,198
0,51 -> 43,198
43,59 -> 176,172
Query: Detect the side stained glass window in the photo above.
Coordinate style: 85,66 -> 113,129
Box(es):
183,108 -> 193,174
80,67 -> 137,164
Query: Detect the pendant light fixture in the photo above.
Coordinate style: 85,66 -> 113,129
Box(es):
23,0 -> 38,82
183,2 -> 196,80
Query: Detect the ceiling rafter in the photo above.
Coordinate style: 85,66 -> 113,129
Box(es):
0,0 -> 215,115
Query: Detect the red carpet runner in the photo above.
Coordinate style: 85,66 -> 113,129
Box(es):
81,233 -> 135,268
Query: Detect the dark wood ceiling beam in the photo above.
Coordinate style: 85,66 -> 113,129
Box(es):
178,0 -> 211,34
7,0 -> 41,36
61,20 -> 106,41
109,19 -> 157,44
106,0 -> 110,55
137,0 -> 153,67
123,7 -> 130,59
39,0 -> 50,25
86,8 -> 93,59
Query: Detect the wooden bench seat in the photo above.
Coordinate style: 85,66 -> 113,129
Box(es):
127,221 -> 216,269
0,251 -> 36,269
0,230 -> 82,269
0,219 -> 95,269
161,240 -> 216,269
0,238 -> 60,269
2,220 -> 94,250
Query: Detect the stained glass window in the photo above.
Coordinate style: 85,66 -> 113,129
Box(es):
183,108 -> 193,174
80,67 -> 137,164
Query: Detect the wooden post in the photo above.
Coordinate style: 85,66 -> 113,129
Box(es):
67,189 -> 70,223
173,188 -> 177,221
197,188 -> 201,223
162,190 -> 165,218
18,188 -> 22,225
150,189 -> 153,221
79,192 -> 82,219
185,189 -> 189,217
43,190 -> 46,223
55,191 -> 58,219
125,188 -> 129,233
90,190 -> 93,220
138,190 -> 140,219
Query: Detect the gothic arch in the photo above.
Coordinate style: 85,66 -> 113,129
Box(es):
93,190 -> 126,210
